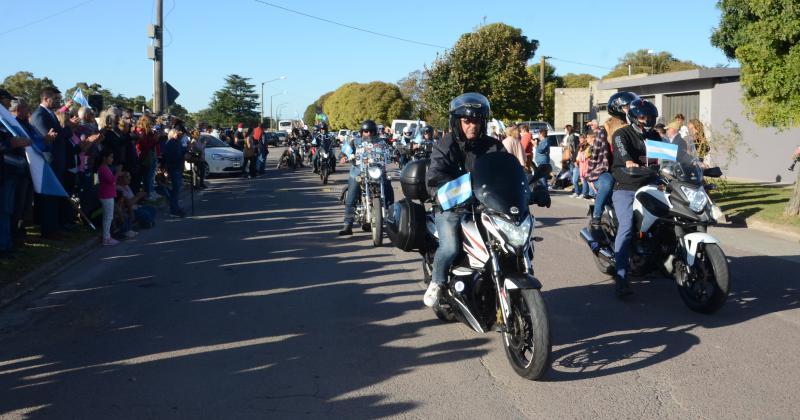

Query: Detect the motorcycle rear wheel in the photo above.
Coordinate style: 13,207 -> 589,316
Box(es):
371,197 -> 383,246
676,243 -> 729,314
503,289 -> 551,380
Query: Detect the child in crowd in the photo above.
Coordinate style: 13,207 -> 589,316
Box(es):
97,148 -> 119,246
117,172 -> 156,229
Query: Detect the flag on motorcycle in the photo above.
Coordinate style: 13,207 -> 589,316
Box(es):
341,140 -> 353,158
0,105 -> 68,197
437,173 -> 472,210
645,140 -> 678,161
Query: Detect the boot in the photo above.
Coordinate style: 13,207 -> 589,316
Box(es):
588,217 -> 602,240
338,224 -> 353,236
613,275 -> 633,298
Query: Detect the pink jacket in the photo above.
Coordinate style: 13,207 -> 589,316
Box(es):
98,165 -> 117,199
502,136 -> 527,168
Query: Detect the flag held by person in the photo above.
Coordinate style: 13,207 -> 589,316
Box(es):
72,88 -> 90,109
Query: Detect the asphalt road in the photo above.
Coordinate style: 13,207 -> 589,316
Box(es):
1,148 -> 799,419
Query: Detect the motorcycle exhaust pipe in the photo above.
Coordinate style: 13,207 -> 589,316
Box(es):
579,228 -> 615,262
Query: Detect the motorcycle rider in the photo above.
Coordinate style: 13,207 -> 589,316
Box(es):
338,120 -> 395,236
313,122 -> 335,174
587,91 -> 638,230
397,126 -> 414,168
610,98 -> 659,297
423,93 -> 505,307
412,125 -> 434,157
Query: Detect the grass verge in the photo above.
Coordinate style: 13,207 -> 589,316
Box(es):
709,180 -> 800,230
0,226 -> 97,285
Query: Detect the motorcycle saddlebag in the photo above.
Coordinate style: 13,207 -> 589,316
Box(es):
400,158 -> 430,201
386,198 -> 426,251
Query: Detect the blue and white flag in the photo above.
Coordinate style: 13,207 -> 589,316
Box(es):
437,173 -> 472,210
72,88 -> 90,108
645,140 -> 678,161
341,140 -> 353,159
0,105 -> 68,197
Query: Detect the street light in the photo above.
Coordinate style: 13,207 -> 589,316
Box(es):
275,103 -> 288,122
270,91 -> 286,130
261,75 -> 286,126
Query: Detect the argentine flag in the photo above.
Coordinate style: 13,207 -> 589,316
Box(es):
645,140 -> 678,162
437,173 -> 472,210
341,140 -> 353,159
0,105 -> 67,197
72,89 -> 90,109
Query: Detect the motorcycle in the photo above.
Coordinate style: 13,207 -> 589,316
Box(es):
317,140 -> 335,184
579,158 -> 730,314
411,140 -> 433,161
352,141 -> 392,246
277,140 -> 300,170
386,154 -> 553,380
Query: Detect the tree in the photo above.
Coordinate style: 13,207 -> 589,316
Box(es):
323,82 -> 412,130
527,62 -> 564,124
604,50 -> 704,78
398,70 -> 428,117
303,91 -> 334,127
711,0 -> 800,216
0,71 -> 56,107
204,74 -> 260,127
424,23 -> 538,121
562,73 -> 599,88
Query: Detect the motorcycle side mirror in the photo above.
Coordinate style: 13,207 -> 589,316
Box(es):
703,167 -> 723,178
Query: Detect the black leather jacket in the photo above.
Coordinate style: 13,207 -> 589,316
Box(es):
426,133 -> 504,198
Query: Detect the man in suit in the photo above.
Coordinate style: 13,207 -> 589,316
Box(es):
665,120 -> 696,165
30,87 -> 76,239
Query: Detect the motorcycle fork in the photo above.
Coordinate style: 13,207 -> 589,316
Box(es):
363,180 -> 371,223
488,247 -> 511,327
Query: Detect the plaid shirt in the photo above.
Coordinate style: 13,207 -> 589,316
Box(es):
586,127 -> 611,182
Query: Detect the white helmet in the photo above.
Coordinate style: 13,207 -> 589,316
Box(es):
402,126 -> 413,138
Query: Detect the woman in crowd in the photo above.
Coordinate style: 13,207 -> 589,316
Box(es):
134,116 -> 159,200
576,132 -> 596,199
243,127 -> 257,178
688,119 -> 710,163
96,148 -> 118,246
501,125 -> 526,168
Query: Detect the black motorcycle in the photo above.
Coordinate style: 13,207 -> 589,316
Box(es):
387,154 -> 553,380
317,140 -> 335,184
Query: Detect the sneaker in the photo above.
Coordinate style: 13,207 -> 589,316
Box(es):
103,237 -> 120,246
613,276 -> 633,297
124,230 -> 139,238
148,193 -> 159,201
423,282 -> 443,307
571,193 -> 580,198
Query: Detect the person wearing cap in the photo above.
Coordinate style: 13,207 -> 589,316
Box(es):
665,119 -> 696,165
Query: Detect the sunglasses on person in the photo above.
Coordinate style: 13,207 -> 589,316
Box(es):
460,116 -> 481,125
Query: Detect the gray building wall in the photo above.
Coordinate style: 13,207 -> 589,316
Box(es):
710,82 -> 798,183
554,88 -> 589,129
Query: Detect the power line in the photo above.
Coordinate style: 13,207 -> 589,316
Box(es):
548,57 -> 614,71
252,0 -> 447,49
0,0 -> 95,37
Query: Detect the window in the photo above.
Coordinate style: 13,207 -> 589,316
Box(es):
663,92 -> 700,121
573,112 -> 590,128
598,103 -> 608,111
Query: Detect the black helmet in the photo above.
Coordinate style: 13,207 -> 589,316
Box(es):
423,125 -> 434,136
360,120 -> 377,136
448,92 -> 490,142
607,91 -> 639,119
626,99 -> 658,133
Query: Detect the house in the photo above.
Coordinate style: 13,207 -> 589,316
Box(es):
554,68 -> 798,183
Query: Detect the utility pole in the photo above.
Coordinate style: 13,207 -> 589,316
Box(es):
152,0 -> 164,114
539,56 -> 551,121
261,82 -> 265,126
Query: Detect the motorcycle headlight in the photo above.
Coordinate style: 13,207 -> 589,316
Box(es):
368,166 -> 383,180
320,151 -> 329,159
211,153 -> 224,161
681,186 -> 709,213
492,215 -> 532,248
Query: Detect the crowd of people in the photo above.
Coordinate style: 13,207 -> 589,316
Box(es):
0,86 -> 195,253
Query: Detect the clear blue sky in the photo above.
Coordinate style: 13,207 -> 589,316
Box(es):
2,0 -> 731,119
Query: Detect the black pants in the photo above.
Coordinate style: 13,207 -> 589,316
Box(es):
243,156 -> 256,177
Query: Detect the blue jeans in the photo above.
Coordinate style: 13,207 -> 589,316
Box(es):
571,163 -> 580,191
0,178 -> 16,251
592,172 -> 614,220
580,177 -> 595,197
143,159 -> 156,195
611,189 -> 636,279
432,210 -> 461,286
343,175 -> 394,225
168,168 -> 182,214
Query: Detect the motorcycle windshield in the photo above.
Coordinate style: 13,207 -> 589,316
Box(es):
472,152 -> 530,218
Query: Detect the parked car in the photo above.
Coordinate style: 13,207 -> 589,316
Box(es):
520,120 -> 555,134
275,131 -> 288,145
264,132 -> 279,147
337,129 -> 350,145
543,130 -> 566,171
185,135 -> 243,176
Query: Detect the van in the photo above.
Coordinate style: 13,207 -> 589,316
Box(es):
391,119 -> 426,139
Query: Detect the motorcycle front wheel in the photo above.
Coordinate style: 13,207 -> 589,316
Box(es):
321,166 -> 329,184
503,289 -> 551,380
371,197 -> 383,246
676,243 -> 729,314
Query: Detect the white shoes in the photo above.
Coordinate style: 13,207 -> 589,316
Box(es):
124,230 -> 139,239
423,282 -> 443,307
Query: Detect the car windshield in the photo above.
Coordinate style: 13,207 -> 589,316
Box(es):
202,136 -> 228,148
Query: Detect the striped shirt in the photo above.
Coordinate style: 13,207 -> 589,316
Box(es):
586,127 -> 611,182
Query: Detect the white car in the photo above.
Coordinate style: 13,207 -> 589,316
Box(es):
185,135 -> 243,176
533,130 -> 566,171
337,129 -> 350,144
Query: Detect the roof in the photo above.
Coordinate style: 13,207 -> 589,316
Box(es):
597,68 -> 740,90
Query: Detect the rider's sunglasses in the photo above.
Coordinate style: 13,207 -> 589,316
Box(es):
460,116 -> 481,125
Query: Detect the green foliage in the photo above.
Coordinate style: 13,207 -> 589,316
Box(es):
323,82 -> 412,130
424,23 -> 538,121
0,71 -> 56,107
303,91 -> 334,127
712,0 -> 800,130
202,74 -> 260,127
604,50 -> 704,78
63,82 -> 149,112
562,73 -> 599,88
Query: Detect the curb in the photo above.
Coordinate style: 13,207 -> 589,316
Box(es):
743,219 -> 800,243
0,237 -> 99,309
